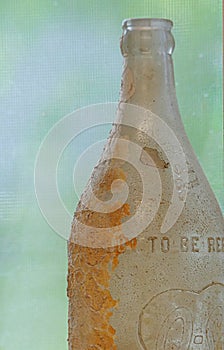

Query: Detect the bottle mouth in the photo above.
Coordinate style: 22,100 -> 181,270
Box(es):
122,18 -> 173,31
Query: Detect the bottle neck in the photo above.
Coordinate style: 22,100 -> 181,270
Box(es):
120,19 -> 182,130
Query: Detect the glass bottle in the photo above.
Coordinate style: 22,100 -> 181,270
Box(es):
67,18 -> 224,349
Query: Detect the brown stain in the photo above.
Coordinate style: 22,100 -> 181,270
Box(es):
68,167 -> 137,350
140,147 -> 169,169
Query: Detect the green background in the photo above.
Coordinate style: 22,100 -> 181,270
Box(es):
0,1 -> 223,349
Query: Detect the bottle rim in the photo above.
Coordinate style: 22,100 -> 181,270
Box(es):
122,18 -> 173,31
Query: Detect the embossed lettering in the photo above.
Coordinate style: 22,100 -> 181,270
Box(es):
161,237 -> 169,253
180,236 -> 200,253
181,237 -> 188,252
208,238 -> 215,252
192,236 -> 200,253
147,236 -> 224,254
208,237 -> 224,252
194,335 -> 203,344
139,284 -> 224,349
148,236 -> 157,253
216,237 -> 222,252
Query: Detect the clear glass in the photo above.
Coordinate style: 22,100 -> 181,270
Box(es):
68,18 -> 224,349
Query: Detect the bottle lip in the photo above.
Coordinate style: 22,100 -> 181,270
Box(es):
122,18 -> 173,31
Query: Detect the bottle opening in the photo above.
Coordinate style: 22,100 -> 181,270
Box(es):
122,18 -> 173,31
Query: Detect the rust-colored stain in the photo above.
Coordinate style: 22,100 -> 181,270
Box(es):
68,167 -> 137,349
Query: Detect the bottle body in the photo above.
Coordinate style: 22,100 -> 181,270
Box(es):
68,18 -> 224,349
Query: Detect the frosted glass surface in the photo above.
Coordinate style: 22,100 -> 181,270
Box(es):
0,1 -> 222,349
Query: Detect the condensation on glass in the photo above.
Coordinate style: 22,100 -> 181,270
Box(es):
67,18 -> 224,349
